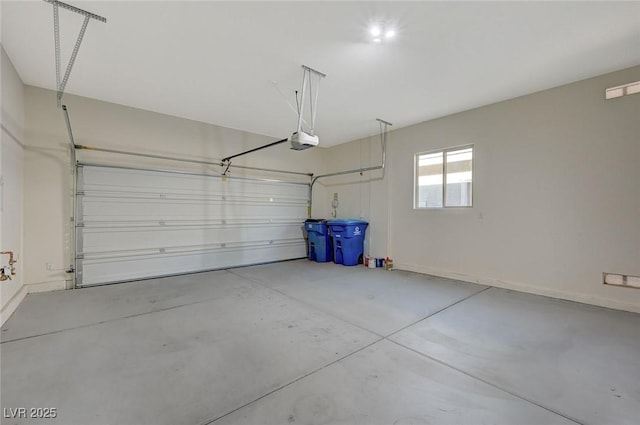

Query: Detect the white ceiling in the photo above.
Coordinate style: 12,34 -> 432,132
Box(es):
2,1 -> 640,147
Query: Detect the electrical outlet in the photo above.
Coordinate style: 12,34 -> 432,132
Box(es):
46,262 -> 53,271
332,193 -> 339,209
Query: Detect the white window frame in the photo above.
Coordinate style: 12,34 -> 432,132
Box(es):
414,144 -> 474,209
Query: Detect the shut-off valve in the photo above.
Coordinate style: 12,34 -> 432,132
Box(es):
0,251 -> 17,281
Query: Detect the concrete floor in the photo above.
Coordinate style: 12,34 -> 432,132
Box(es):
1,260 -> 639,425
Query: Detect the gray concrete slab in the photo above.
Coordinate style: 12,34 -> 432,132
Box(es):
213,339 -> 576,425
1,270 -> 248,341
238,264 -> 488,336
3,262 -> 639,425
230,259 -> 367,287
391,288 -> 640,425
1,278 -> 379,425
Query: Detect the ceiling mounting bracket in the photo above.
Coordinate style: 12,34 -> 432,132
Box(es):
44,0 -> 106,107
296,65 -> 326,137
289,65 -> 326,151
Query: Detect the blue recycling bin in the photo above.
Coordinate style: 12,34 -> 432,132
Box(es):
305,219 -> 333,263
327,219 -> 368,266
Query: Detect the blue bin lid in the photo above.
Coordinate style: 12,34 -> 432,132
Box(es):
327,219 -> 368,225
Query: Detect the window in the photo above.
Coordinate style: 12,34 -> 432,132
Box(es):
415,145 -> 473,208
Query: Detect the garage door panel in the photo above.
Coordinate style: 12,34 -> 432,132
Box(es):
77,241 -> 306,287
80,191 -> 308,204
80,167 -> 309,198
79,199 -> 307,221
76,165 -> 309,287
78,224 -> 305,253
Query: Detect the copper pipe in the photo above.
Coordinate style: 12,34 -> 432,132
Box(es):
1,251 -> 17,274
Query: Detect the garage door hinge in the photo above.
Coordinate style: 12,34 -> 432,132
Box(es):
76,254 -> 84,260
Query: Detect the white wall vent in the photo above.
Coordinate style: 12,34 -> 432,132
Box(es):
605,81 -> 640,100
603,273 -> 640,289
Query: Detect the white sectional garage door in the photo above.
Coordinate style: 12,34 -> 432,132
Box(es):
75,164 -> 308,287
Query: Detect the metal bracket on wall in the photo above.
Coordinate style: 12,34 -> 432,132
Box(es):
44,0 -> 106,107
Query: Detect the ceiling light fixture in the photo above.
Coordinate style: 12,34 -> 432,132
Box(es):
369,22 -> 396,43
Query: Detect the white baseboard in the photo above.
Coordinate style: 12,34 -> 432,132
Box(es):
396,263 -> 640,314
26,279 -> 67,293
0,284 -> 28,327
0,280 -> 67,327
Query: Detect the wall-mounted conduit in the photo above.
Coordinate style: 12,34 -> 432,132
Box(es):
308,118 -> 392,217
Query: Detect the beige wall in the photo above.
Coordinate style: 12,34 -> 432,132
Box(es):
23,86 -> 329,293
13,63 -> 640,316
1,45 -> 25,324
327,65 -> 640,312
